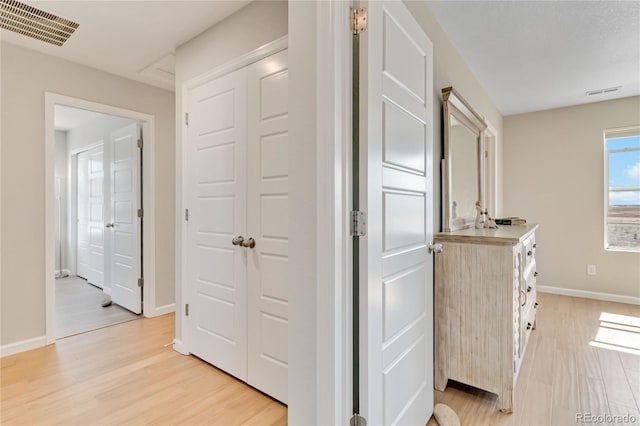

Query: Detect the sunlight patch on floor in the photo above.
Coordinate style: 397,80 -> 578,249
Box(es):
590,311 -> 640,355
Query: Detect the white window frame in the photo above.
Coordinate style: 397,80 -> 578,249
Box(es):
603,126 -> 640,252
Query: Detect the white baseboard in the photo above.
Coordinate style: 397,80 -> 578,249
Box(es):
1,335 -> 47,357
172,339 -> 189,355
54,269 -> 71,276
149,303 -> 175,317
537,285 -> 640,306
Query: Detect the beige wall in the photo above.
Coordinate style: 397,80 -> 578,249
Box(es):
1,42 -> 176,346
175,1 -> 287,85
173,0 -> 287,344
504,96 -> 640,300
406,1 -> 505,224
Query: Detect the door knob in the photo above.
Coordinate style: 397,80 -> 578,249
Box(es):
428,242 -> 443,254
105,223 -> 115,228
232,236 -> 245,246
242,237 -> 256,249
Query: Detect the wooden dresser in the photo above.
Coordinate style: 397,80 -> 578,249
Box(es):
434,224 -> 539,412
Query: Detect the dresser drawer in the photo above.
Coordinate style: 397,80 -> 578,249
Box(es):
523,235 -> 536,269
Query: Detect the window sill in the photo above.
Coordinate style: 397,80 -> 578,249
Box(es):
605,246 -> 640,253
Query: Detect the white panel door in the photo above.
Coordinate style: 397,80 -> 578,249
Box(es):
360,1 -> 434,424
77,145 -> 104,288
186,67 -> 248,381
109,123 -> 142,314
247,50 -> 289,403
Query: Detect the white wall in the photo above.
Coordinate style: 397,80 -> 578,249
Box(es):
1,42 -> 176,347
504,96 -> 640,301
173,0 -> 287,344
54,130 -> 68,273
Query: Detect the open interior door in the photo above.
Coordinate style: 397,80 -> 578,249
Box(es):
109,122 -> 142,314
358,1 -> 435,424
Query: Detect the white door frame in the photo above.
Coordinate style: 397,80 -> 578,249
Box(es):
287,1 -> 353,423
44,93 -> 157,344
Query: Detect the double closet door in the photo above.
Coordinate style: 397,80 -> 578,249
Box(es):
185,50 -> 289,403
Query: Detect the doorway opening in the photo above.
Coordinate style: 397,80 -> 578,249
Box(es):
45,93 -> 157,344
54,106 -> 141,338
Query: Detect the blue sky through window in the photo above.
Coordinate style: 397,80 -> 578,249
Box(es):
607,136 -> 640,206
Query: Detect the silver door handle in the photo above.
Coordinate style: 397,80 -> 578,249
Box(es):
242,237 -> 255,249
232,236 -> 245,246
105,223 -> 115,228
428,242 -> 443,254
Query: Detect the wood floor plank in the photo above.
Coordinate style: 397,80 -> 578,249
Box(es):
551,348 -> 579,412
3,292 -> 638,425
578,375 -> 611,423
519,380 -> 552,426
625,368 -> 640,412
598,347 -> 639,410
0,313 -> 287,425
527,334 -> 556,386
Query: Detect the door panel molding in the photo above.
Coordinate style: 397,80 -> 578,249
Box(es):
358,1 -> 434,424
186,66 -> 249,381
247,50 -> 289,404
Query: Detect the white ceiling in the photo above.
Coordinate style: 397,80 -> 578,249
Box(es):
428,1 -> 640,115
3,1 -> 637,115
0,1 -> 251,91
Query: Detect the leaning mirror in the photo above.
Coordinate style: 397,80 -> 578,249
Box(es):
442,87 -> 487,231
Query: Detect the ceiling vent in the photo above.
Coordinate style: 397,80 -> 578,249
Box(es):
0,0 -> 79,47
586,86 -> 621,97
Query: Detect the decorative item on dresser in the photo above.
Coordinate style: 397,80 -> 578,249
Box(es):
433,224 -> 539,413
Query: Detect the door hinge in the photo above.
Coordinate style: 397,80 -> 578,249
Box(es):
185,209 -> 189,221
138,277 -> 144,288
185,303 -> 189,316
138,208 -> 144,218
350,7 -> 367,35
185,112 -> 189,127
137,138 -> 143,149
350,210 -> 367,237
350,414 -> 367,426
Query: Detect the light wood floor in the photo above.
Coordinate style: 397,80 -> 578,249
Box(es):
3,293 -> 638,425
56,276 -> 139,339
1,313 -> 287,425
428,292 -> 640,426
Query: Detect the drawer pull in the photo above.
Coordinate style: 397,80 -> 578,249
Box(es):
535,302 -> 539,308
527,250 -> 533,256
527,286 -> 532,293
533,243 -> 537,248
527,322 -> 532,330
534,271 -> 539,277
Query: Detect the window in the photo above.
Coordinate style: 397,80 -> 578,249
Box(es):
604,127 -> 640,251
